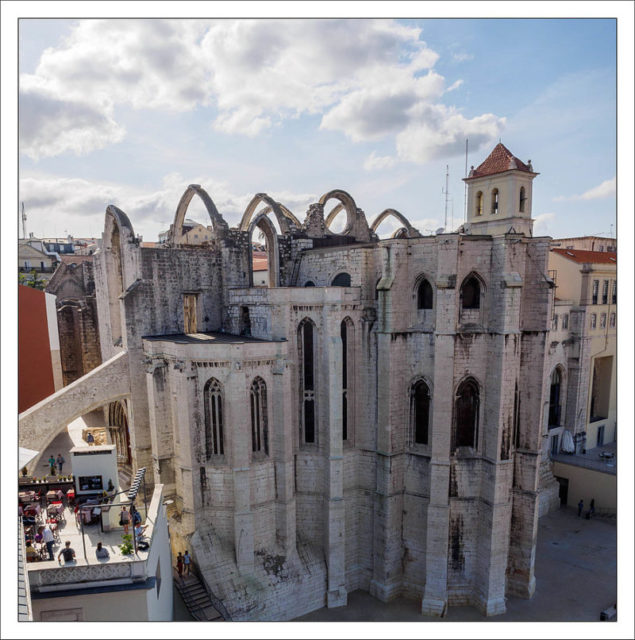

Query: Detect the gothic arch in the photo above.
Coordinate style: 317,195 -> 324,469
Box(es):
459,271 -> 486,310
370,208 -> 421,238
239,193 -> 301,235
248,212 -> 280,287
320,189 -> 359,235
169,184 -> 229,245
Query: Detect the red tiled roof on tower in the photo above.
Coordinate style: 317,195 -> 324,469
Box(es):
466,143 -> 535,179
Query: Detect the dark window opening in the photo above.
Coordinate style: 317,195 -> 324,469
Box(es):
590,356 -> 612,422
453,379 -> 479,450
461,276 -> 481,310
240,306 -> 251,336
411,380 -> 430,445
491,188 -> 499,214
299,320 -> 316,444
612,281 -> 616,304
304,281 -> 315,287
204,378 -> 224,458
548,368 -> 562,428
417,278 -> 433,310
250,377 -> 268,456
519,186 -> 526,213
331,272 -> 351,287
596,425 -> 605,447
341,320 -> 348,440
602,280 -> 608,305
592,280 -> 598,305
513,382 -> 521,448
550,434 -> 559,456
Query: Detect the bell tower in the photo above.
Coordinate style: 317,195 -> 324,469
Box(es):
463,143 -> 538,236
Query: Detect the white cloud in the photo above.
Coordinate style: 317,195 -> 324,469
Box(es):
554,177 -> 616,202
452,52 -> 474,62
19,172 -> 319,241
533,212 -> 555,232
364,152 -> 397,171
20,18 -> 504,164
395,105 -> 505,163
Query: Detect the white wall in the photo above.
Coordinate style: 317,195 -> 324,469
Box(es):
71,446 -> 118,494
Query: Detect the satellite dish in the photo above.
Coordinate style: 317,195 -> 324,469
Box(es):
435,227 -> 445,235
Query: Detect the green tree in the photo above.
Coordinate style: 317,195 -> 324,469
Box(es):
18,269 -> 46,290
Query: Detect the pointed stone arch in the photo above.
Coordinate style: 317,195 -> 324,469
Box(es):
168,184 -> 229,245
247,212 -> 280,287
239,193 -> 301,235
319,189 -> 358,235
370,208 -> 420,238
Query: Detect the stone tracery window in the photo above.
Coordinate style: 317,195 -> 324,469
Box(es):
410,379 -> 430,445
204,377 -> 224,459
250,377 -> 269,456
298,318 -> 317,444
453,378 -> 480,451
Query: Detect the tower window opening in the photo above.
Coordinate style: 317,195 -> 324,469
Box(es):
491,188 -> 499,214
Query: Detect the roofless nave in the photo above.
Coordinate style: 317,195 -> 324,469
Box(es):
21,144 -> 554,620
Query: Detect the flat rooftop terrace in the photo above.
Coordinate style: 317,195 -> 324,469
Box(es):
551,441 -> 616,475
143,331 -> 279,345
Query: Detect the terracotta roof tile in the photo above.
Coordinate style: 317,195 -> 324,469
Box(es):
466,143 -> 533,179
252,257 -> 268,271
551,248 -> 617,265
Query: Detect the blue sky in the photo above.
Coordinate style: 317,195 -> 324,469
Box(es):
17,17 -> 617,242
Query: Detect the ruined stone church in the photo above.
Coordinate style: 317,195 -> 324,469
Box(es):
25,144 -> 556,620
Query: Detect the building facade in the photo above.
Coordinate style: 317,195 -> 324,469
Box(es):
21,144 -> 559,620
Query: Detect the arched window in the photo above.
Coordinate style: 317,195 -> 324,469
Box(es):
491,188 -> 499,214
410,380 -> 430,445
331,272 -> 351,287
461,276 -> 481,310
250,377 -> 268,456
304,281 -> 315,287
341,318 -> 354,441
298,319 -> 316,444
519,186 -> 526,213
548,368 -> 562,427
204,378 -> 224,458
417,278 -> 433,310
453,378 -> 479,450
476,191 -> 484,216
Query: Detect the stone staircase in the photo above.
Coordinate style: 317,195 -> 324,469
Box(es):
174,571 -> 225,621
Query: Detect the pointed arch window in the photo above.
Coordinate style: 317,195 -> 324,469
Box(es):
417,278 -> 433,310
204,378 -> 224,459
410,379 -> 431,445
298,319 -> 316,444
519,186 -> 527,213
491,188 -> 499,214
453,378 -> 479,450
548,368 -> 562,428
250,377 -> 268,456
461,276 -> 481,310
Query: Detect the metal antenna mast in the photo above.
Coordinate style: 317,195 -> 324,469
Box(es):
21,202 -> 27,239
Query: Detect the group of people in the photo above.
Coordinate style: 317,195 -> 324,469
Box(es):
577,498 -> 596,519
175,550 -> 192,578
47,454 -> 65,476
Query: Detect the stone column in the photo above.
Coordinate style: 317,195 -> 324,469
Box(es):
323,312 -> 347,608
228,355 -> 254,574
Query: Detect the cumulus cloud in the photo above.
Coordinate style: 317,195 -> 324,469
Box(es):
553,177 -> 616,202
363,152 -> 397,171
19,172 -> 318,240
533,212 -> 555,232
20,18 -> 504,163
395,105 -> 505,163
452,52 -> 474,62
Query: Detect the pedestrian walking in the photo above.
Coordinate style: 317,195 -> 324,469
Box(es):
176,552 -> 184,579
48,455 -> 56,476
577,499 -> 584,517
56,454 -> 65,474
589,499 -> 595,518
183,550 -> 191,575
42,524 -> 55,560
